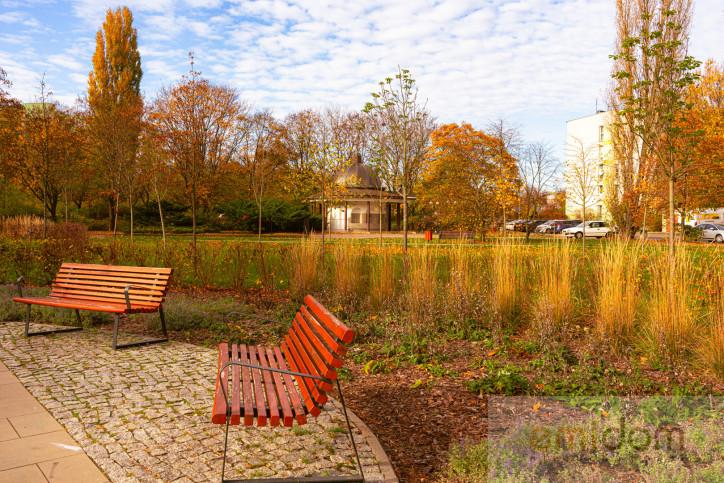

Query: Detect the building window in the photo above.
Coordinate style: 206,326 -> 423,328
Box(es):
350,213 -> 360,224
599,125 -> 604,142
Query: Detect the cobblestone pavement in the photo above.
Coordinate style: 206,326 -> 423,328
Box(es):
0,322 -> 385,482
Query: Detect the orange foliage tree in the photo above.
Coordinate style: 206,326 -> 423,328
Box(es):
151,55 -> 249,246
0,67 -> 23,204
87,6 -> 143,236
420,123 -> 518,237
10,81 -> 86,232
682,60 -> 724,212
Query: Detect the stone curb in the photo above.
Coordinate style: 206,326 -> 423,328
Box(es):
327,397 -> 398,483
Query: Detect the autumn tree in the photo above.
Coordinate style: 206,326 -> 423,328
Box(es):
610,0 -> 701,262
363,67 -> 435,253
420,123 -> 518,237
239,110 -> 286,240
87,6 -> 143,236
137,119 -> 174,247
0,67 -> 23,204
486,118 -> 523,235
682,60 -> 724,211
151,56 -> 249,246
519,142 -> 558,240
566,137 -> 601,256
10,80 -> 86,233
282,108 -> 358,247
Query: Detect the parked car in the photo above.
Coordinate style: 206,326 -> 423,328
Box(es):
505,219 -> 521,231
513,220 -> 527,231
562,221 -> 615,239
555,220 -> 582,234
535,220 -> 556,234
698,223 -> 724,243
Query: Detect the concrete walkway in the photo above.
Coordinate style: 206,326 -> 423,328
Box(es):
0,359 -> 108,482
0,321 -> 394,482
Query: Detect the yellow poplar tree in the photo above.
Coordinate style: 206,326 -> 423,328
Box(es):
87,6 -> 143,237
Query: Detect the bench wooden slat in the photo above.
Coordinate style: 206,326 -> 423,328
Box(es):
50,287 -> 163,304
291,319 -> 336,383
211,343 -> 230,424
272,346 -> 306,425
282,338 -> 325,416
265,347 -> 295,427
54,273 -> 170,285
238,345 -> 255,426
12,296 -> 155,313
305,295 -> 354,344
47,291 -> 160,309
300,306 -> 347,358
257,347 -> 280,427
248,346 -> 268,426
52,282 -> 165,297
296,312 -> 344,369
57,268 -> 170,280
230,344 -> 241,425
61,263 -> 173,275
288,328 -> 334,392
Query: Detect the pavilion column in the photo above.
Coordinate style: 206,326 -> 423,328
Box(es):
396,203 -> 400,230
367,201 -> 371,231
344,202 -> 348,231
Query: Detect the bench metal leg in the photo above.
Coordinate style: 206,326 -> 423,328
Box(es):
24,304 -> 83,337
111,312 -> 169,350
219,383 -> 365,483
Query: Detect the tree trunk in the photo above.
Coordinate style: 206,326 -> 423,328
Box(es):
113,192 -> 119,238
191,194 -> 197,248
258,201 -> 262,243
129,192 -> 134,244
669,176 -> 675,285
157,194 -> 166,250
402,184 -> 408,253
582,202 -> 586,258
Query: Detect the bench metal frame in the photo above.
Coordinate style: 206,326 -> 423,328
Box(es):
16,276 -> 169,350
216,312 -> 364,483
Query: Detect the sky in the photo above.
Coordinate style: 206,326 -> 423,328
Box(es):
1,0 -> 723,164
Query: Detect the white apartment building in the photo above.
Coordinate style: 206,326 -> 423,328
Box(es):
565,110 -> 613,221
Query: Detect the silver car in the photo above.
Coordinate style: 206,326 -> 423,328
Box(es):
698,223 -> 724,243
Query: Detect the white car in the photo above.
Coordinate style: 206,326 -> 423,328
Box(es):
698,223 -> 724,243
505,220 -> 520,231
562,221 -> 614,239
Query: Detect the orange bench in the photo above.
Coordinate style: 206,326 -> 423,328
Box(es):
13,263 -> 172,349
212,295 -> 364,482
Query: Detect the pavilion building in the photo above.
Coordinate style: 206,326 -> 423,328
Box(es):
311,154 -> 404,232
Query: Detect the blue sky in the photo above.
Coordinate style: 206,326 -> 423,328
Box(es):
1,0 -> 722,163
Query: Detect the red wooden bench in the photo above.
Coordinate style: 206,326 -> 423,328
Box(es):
212,295 -> 364,482
13,262 -> 172,350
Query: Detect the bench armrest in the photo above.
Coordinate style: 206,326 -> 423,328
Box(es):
123,284 -> 152,312
225,311 -> 291,327
216,360 -> 331,409
14,275 -> 46,297
16,276 -> 24,298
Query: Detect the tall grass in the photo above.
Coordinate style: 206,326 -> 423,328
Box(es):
700,269 -> 724,377
446,244 -> 489,336
284,238 -> 323,301
492,238 -> 521,342
596,239 -> 641,351
369,248 -> 397,312
0,215 -> 46,238
645,247 -> 697,366
331,242 -> 366,313
533,240 -> 575,343
406,244 -> 440,333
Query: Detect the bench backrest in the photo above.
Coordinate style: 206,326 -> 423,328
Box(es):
283,295 -> 354,417
50,263 -> 172,309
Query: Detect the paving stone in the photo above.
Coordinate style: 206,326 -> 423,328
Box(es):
0,323 -> 382,482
